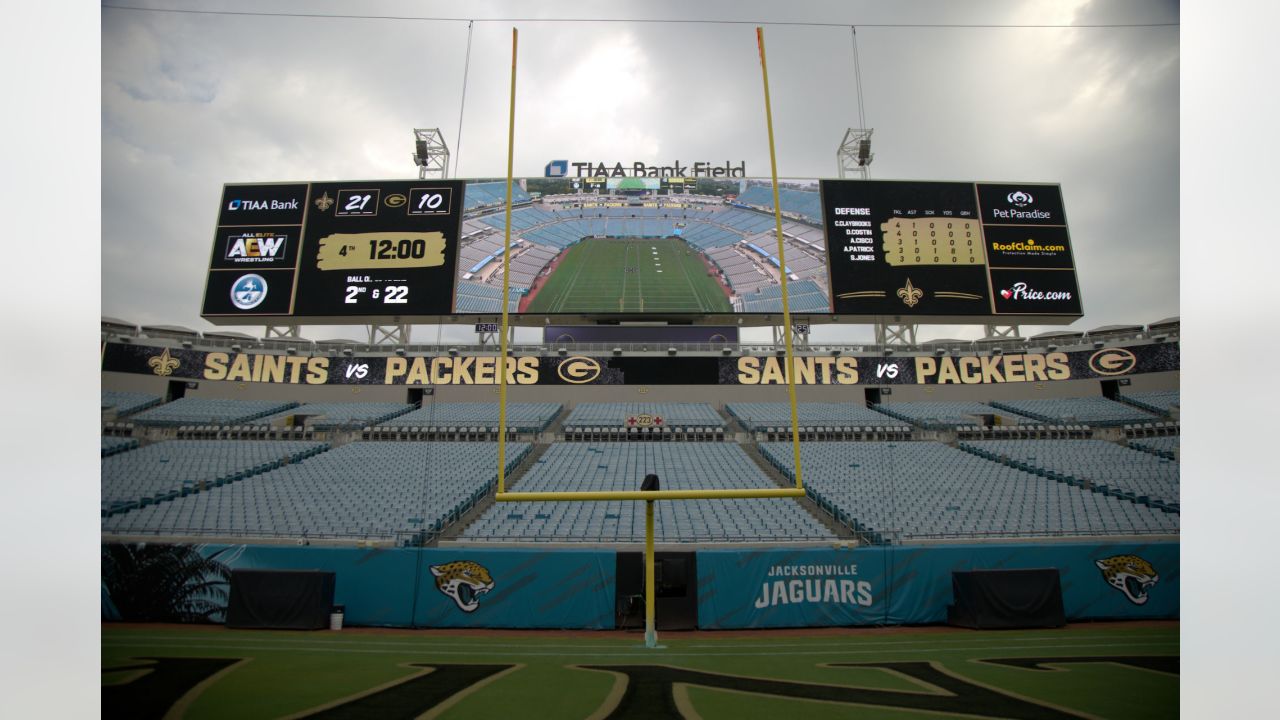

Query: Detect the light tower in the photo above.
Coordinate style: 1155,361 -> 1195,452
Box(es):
836,128 -> 874,180
412,128 -> 450,179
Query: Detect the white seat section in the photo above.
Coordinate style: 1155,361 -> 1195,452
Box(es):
759,441 -> 1179,542
102,441 -> 529,542
459,442 -> 833,543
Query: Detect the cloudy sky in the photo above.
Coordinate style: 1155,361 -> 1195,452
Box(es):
99,0 -> 1180,344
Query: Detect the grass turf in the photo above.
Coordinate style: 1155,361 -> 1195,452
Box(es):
102,623 -> 1178,719
525,237 -> 732,314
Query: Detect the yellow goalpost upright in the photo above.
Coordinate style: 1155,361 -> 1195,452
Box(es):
492,27 -> 806,649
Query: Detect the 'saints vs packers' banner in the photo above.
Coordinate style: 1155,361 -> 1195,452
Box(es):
103,342 -> 1178,386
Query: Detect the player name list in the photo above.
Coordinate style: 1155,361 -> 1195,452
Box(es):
830,207 -> 876,262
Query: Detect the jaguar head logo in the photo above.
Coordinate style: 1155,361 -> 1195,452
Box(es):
1095,554 -> 1159,605
430,561 -> 495,613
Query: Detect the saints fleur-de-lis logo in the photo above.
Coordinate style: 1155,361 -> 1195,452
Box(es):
896,278 -> 923,308
314,192 -> 335,211
147,348 -> 180,377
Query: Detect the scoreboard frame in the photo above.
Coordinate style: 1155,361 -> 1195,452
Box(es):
200,177 -> 1084,327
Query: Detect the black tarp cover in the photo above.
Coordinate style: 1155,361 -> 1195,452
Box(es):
946,568 -> 1065,629
225,569 -> 335,630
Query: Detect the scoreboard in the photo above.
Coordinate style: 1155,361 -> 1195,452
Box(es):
201,180 -> 465,322
819,180 -> 1081,319
200,177 -> 1082,326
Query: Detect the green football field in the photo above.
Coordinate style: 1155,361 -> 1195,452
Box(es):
525,237 -> 732,314
103,622 -> 1178,719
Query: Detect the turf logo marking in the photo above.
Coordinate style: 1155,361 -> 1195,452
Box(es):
578,662 -> 1097,719
430,560 -> 495,613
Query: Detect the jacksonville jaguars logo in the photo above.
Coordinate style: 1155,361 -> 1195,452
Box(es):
429,561 -> 495,613
1095,554 -> 1159,605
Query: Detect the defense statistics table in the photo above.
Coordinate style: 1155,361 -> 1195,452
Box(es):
202,180 -> 465,322
820,180 -> 1082,320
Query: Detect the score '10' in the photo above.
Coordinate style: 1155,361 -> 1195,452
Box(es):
345,285 -> 409,304
408,188 -> 452,216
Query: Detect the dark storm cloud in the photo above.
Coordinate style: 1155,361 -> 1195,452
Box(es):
101,0 -> 1178,341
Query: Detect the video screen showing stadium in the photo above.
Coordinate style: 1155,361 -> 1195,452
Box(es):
454,177 -> 833,315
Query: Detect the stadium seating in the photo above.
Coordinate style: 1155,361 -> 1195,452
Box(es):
1129,436 -> 1179,460
256,402 -> 414,430
727,403 -> 911,431
961,439 -> 1179,510
101,436 -> 139,457
988,397 -> 1160,426
454,281 -> 524,312
101,439 -> 328,516
460,442 -> 834,543
378,402 -> 563,432
129,398 -> 299,427
562,403 -> 724,431
760,441 -> 1179,542
103,442 -> 529,542
101,391 -> 162,417
1121,390 -> 1180,416
874,401 -> 1037,429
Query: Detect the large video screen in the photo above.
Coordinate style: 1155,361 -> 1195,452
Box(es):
201,177 -> 1081,325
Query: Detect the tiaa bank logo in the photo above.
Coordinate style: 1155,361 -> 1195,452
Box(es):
230,274 -> 268,310
545,159 -> 569,178
1006,190 -> 1034,207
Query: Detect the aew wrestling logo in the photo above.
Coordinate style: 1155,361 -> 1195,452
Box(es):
430,561 -> 495,613
1095,554 -> 1159,605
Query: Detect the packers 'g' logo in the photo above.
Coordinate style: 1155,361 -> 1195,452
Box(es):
557,356 -> 601,384
430,561 -> 495,613
1088,348 -> 1137,376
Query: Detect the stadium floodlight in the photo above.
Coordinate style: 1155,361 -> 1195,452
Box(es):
411,128 -> 449,179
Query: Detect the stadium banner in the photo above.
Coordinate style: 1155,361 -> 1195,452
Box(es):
697,547 -> 889,629
202,177 -> 1083,326
102,342 -> 1178,387
410,548 -> 616,629
883,541 -> 1179,624
102,544 -> 616,629
696,542 -> 1178,629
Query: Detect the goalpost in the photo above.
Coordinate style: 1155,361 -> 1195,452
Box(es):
492,27 -> 807,648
